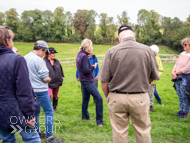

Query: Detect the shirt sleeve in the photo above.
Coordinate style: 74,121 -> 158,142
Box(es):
76,70 -> 79,78
35,59 -> 49,80
14,56 -> 35,118
82,55 -> 94,74
157,56 -> 164,77
150,53 -> 159,80
98,50 -> 111,82
94,56 -> 99,77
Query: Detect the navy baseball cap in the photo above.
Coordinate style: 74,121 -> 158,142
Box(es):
46,47 -> 57,55
118,25 -> 133,35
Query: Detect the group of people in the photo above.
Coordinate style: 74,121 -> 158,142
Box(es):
0,24 -> 189,143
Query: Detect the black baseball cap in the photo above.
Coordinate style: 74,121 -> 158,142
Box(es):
46,47 -> 57,55
118,25 -> 133,35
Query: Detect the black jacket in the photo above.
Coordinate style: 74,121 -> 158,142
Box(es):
44,58 -> 64,88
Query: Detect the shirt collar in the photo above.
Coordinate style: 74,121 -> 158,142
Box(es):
121,37 -> 136,43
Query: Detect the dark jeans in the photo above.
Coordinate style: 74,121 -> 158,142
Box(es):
81,81 -> 103,125
154,85 -> 162,103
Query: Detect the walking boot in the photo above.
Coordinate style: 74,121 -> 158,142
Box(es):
150,106 -> 155,112
53,97 -> 58,113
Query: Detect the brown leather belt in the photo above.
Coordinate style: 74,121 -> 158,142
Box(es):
114,91 -> 144,94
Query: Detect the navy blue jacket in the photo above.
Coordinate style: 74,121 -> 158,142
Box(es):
76,54 -> 99,79
76,50 -> 94,82
0,46 -> 36,129
172,74 -> 190,95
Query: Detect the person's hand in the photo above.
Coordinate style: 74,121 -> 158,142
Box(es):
172,72 -> 177,79
93,63 -> 99,69
77,78 -> 80,81
43,77 -> 51,83
62,77 -> 64,80
27,117 -> 36,127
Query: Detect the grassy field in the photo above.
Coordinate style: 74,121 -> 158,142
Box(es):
11,42 -> 190,143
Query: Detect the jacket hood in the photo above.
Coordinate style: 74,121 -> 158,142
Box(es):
0,46 -> 14,55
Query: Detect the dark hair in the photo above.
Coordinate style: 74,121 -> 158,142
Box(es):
33,44 -> 47,51
0,26 -> 14,46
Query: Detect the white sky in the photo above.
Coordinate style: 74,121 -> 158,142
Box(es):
1,0 -> 190,24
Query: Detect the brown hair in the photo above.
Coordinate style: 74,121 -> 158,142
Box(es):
0,26 -> 14,46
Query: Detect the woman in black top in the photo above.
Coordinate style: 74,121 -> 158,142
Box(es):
44,47 -> 64,112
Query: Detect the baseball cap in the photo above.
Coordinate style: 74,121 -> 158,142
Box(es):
118,25 -> 133,35
46,47 -> 58,55
34,40 -> 48,49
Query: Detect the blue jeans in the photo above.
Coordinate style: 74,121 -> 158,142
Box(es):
0,126 -> 41,143
154,85 -> 162,103
175,78 -> 190,113
81,81 -> 103,125
35,91 -> 54,137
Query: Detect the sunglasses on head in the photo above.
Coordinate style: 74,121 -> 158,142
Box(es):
183,44 -> 189,46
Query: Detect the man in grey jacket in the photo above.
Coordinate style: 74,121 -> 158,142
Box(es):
24,40 -> 63,143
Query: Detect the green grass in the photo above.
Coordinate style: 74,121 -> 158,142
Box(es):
11,42 -> 190,143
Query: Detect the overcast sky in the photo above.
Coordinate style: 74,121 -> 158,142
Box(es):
1,0 -> 190,24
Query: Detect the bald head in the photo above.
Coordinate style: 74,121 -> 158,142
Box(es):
118,29 -> 135,43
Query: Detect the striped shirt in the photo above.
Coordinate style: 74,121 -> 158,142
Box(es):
174,51 -> 190,74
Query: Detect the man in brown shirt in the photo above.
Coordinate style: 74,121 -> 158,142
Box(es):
99,25 -> 159,143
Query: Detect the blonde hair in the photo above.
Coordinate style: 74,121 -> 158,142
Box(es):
181,37 -> 190,45
79,38 -> 93,51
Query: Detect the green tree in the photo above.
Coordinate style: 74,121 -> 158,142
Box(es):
52,7 -> 66,42
0,12 -> 5,25
65,11 -> 73,39
5,8 -> 19,33
106,17 -> 117,44
99,13 -> 109,38
17,10 -> 34,41
72,9 -> 89,39
117,10 -> 130,25
42,10 -> 53,41
84,10 -> 97,43
17,9 -> 44,41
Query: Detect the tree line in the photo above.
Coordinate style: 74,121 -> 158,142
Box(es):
0,7 -> 190,51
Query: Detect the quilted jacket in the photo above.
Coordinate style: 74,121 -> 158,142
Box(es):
0,46 -> 35,129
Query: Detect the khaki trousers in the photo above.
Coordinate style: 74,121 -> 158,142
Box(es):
107,92 -> 151,143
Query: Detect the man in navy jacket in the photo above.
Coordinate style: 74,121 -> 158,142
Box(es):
0,26 -> 41,142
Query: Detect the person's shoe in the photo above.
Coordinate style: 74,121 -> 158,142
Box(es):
158,102 -> 162,105
46,136 -> 63,143
179,113 -> 189,119
98,124 -> 103,128
38,131 -> 46,138
82,117 -> 94,120
174,111 -> 182,117
150,106 -> 155,112
53,107 -> 58,113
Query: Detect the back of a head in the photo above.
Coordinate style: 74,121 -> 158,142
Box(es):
150,45 -> 159,55
79,38 -> 92,51
0,26 -> 14,46
118,25 -> 134,39
33,40 -> 48,51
